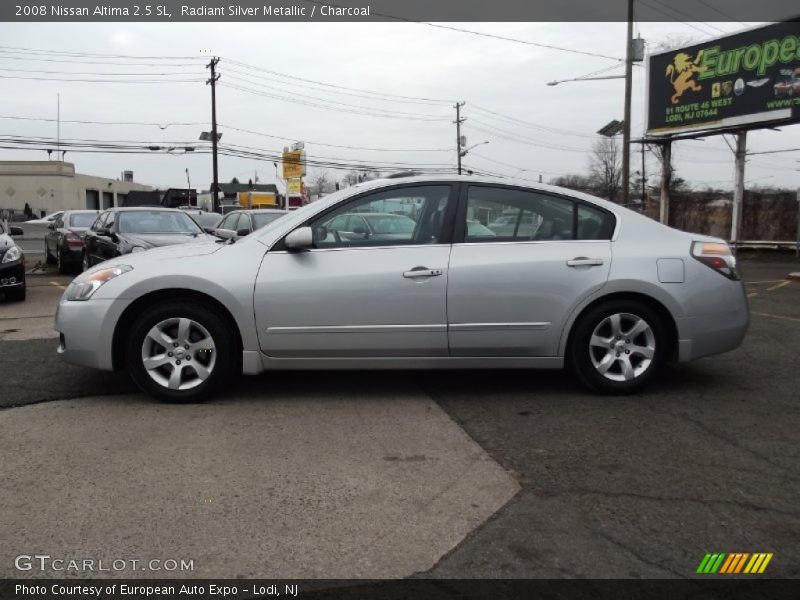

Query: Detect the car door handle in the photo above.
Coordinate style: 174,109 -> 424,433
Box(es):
566,257 -> 604,267
403,267 -> 443,278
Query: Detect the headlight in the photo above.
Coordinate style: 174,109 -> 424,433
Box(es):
2,246 -> 21,263
65,264 -> 133,301
130,246 -> 146,253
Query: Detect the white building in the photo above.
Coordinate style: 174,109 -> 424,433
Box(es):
0,161 -> 153,217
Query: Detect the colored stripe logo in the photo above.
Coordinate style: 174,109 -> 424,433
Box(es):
697,553 -> 773,574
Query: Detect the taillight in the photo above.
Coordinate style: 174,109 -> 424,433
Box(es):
691,241 -> 741,280
65,232 -> 83,247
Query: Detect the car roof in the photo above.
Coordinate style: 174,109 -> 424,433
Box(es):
348,174 -> 625,214
229,209 -> 288,215
107,206 -> 183,212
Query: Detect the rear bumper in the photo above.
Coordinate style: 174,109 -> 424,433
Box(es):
677,282 -> 749,362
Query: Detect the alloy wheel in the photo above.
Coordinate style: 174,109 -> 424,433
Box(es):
140,317 -> 217,391
589,312 -> 655,382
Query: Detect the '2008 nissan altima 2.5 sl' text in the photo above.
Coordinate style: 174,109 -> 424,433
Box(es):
55,175 -> 748,402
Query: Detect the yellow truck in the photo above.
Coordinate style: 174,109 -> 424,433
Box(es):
238,191 -> 278,209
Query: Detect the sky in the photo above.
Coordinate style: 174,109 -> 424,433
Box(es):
0,21 -> 798,193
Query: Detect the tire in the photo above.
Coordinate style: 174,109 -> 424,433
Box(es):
568,299 -> 667,395
125,301 -> 236,403
56,247 -> 67,274
6,282 -> 26,302
45,240 -> 55,264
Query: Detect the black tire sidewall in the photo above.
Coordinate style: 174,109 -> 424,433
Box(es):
125,301 -> 236,403
569,299 -> 666,395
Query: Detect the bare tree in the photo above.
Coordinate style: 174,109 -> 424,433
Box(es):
588,137 -> 622,202
310,171 -> 332,197
549,174 -> 594,194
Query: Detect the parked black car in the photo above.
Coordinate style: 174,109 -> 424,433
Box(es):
44,210 -> 100,274
213,209 -> 288,240
82,207 -> 217,270
0,221 -> 26,301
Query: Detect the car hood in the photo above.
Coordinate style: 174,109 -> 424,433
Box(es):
122,232 -> 218,248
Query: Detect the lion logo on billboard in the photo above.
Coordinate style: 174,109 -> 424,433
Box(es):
665,50 -> 707,104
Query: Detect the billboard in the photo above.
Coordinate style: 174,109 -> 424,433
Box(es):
286,178 -> 302,196
647,20 -> 800,137
282,149 -> 306,179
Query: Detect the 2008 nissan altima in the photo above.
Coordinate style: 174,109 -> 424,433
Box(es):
55,175 -> 748,402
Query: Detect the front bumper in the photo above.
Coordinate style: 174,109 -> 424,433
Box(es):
55,296 -> 126,370
0,259 -> 25,288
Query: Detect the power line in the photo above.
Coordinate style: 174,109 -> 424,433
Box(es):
221,65 -> 449,106
0,67 -> 204,76
224,57 -> 453,105
219,124 -> 450,153
0,114 -> 205,128
0,45 -> 206,60
0,74 -> 204,83
221,82 -> 450,121
0,54 -> 202,66
222,74 -> 451,118
469,104 -> 601,139
635,0 -> 722,37
298,1 -> 623,61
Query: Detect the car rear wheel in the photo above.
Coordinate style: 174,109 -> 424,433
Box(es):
56,247 -> 67,274
125,301 -> 236,403
568,299 -> 666,394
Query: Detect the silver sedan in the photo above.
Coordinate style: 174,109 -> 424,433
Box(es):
55,175 -> 748,402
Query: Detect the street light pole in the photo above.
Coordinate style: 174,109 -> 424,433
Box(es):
621,0 -> 634,206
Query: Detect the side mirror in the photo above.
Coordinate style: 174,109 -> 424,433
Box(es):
10,226 -> 23,236
203,227 -> 216,234
215,228 -> 235,240
48,222 -> 56,230
236,228 -> 252,238
284,226 -> 313,250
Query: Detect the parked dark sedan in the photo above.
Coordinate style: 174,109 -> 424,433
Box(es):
45,210 -> 100,274
214,209 -> 288,240
0,221 -> 25,301
82,207 -> 217,270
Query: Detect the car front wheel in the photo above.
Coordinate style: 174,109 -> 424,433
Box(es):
569,299 -> 667,394
125,301 -> 236,402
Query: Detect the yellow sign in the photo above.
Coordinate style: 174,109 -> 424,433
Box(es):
282,150 -> 304,179
286,178 -> 302,195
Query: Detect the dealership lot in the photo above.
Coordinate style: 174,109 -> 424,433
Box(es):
0,251 -> 798,578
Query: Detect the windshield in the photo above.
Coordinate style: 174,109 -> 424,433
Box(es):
364,215 -> 416,234
69,213 -> 97,228
117,211 -> 202,234
193,213 -> 223,228
252,212 -> 286,230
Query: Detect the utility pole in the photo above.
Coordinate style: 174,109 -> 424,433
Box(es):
455,102 -> 465,175
731,131 -> 747,246
621,0 -> 634,206
641,142 -> 647,210
206,57 -> 221,213
659,140 -> 672,225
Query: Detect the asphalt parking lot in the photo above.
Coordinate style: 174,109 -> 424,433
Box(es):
1,246 -> 798,579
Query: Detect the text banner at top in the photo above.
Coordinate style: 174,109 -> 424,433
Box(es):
2,0 -> 799,22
